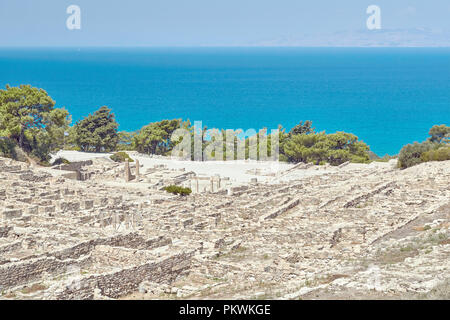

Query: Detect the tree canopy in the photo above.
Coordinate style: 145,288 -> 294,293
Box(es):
132,119 -> 181,155
8,85 -> 448,170
428,124 -> 450,144
117,131 -> 137,151
282,131 -> 370,165
71,106 -> 118,152
0,85 -> 70,161
398,124 -> 450,169
289,120 -> 315,136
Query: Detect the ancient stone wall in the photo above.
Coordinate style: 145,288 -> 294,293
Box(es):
0,225 -> 12,237
0,255 -> 90,290
54,250 -> 194,299
56,160 -> 93,172
0,233 -> 172,290
51,233 -> 172,261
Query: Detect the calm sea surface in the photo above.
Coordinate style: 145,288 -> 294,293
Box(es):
1,47 -> 449,155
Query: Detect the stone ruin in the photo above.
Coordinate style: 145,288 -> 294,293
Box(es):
0,155 -> 449,300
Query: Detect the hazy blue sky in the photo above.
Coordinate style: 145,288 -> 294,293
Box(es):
1,0 -> 450,46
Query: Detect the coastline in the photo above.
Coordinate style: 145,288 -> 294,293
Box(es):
2,47 -> 450,155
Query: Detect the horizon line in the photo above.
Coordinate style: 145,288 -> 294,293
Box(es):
2,45 -> 450,49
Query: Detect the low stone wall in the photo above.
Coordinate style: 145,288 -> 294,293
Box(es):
0,225 -> 12,237
262,198 -> 300,220
54,250 -> 194,299
58,201 -> 81,212
60,171 -> 79,181
51,233 -> 172,261
343,181 -> 396,208
0,164 -> 22,172
19,171 -> 51,182
0,241 -> 21,255
2,209 -> 22,220
56,160 -> 93,172
0,232 -> 173,290
0,255 -> 90,290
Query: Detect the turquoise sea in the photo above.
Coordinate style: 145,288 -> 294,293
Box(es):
0,47 -> 449,156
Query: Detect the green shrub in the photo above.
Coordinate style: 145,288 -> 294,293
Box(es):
163,185 -> 192,196
282,131 -> 370,166
36,158 -> 51,167
398,124 -> 450,169
0,137 -> 17,159
278,154 -> 289,162
64,145 -> 81,151
71,106 -> 119,152
110,152 -> 134,163
52,157 -> 70,165
421,147 -> 450,162
397,142 -> 437,169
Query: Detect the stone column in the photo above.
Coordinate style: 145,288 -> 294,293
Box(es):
124,160 -> 131,182
135,159 -> 140,179
210,177 -> 214,193
196,177 -> 199,193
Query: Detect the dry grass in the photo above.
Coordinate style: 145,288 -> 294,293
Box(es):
416,279 -> 450,300
20,283 -> 47,294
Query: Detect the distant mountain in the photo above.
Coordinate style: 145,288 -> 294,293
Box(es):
249,28 -> 450,47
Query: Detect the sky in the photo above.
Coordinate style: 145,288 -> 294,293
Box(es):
1,0 -> 450,46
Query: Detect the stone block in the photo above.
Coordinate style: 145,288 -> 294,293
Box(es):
2,209 -> 22,220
